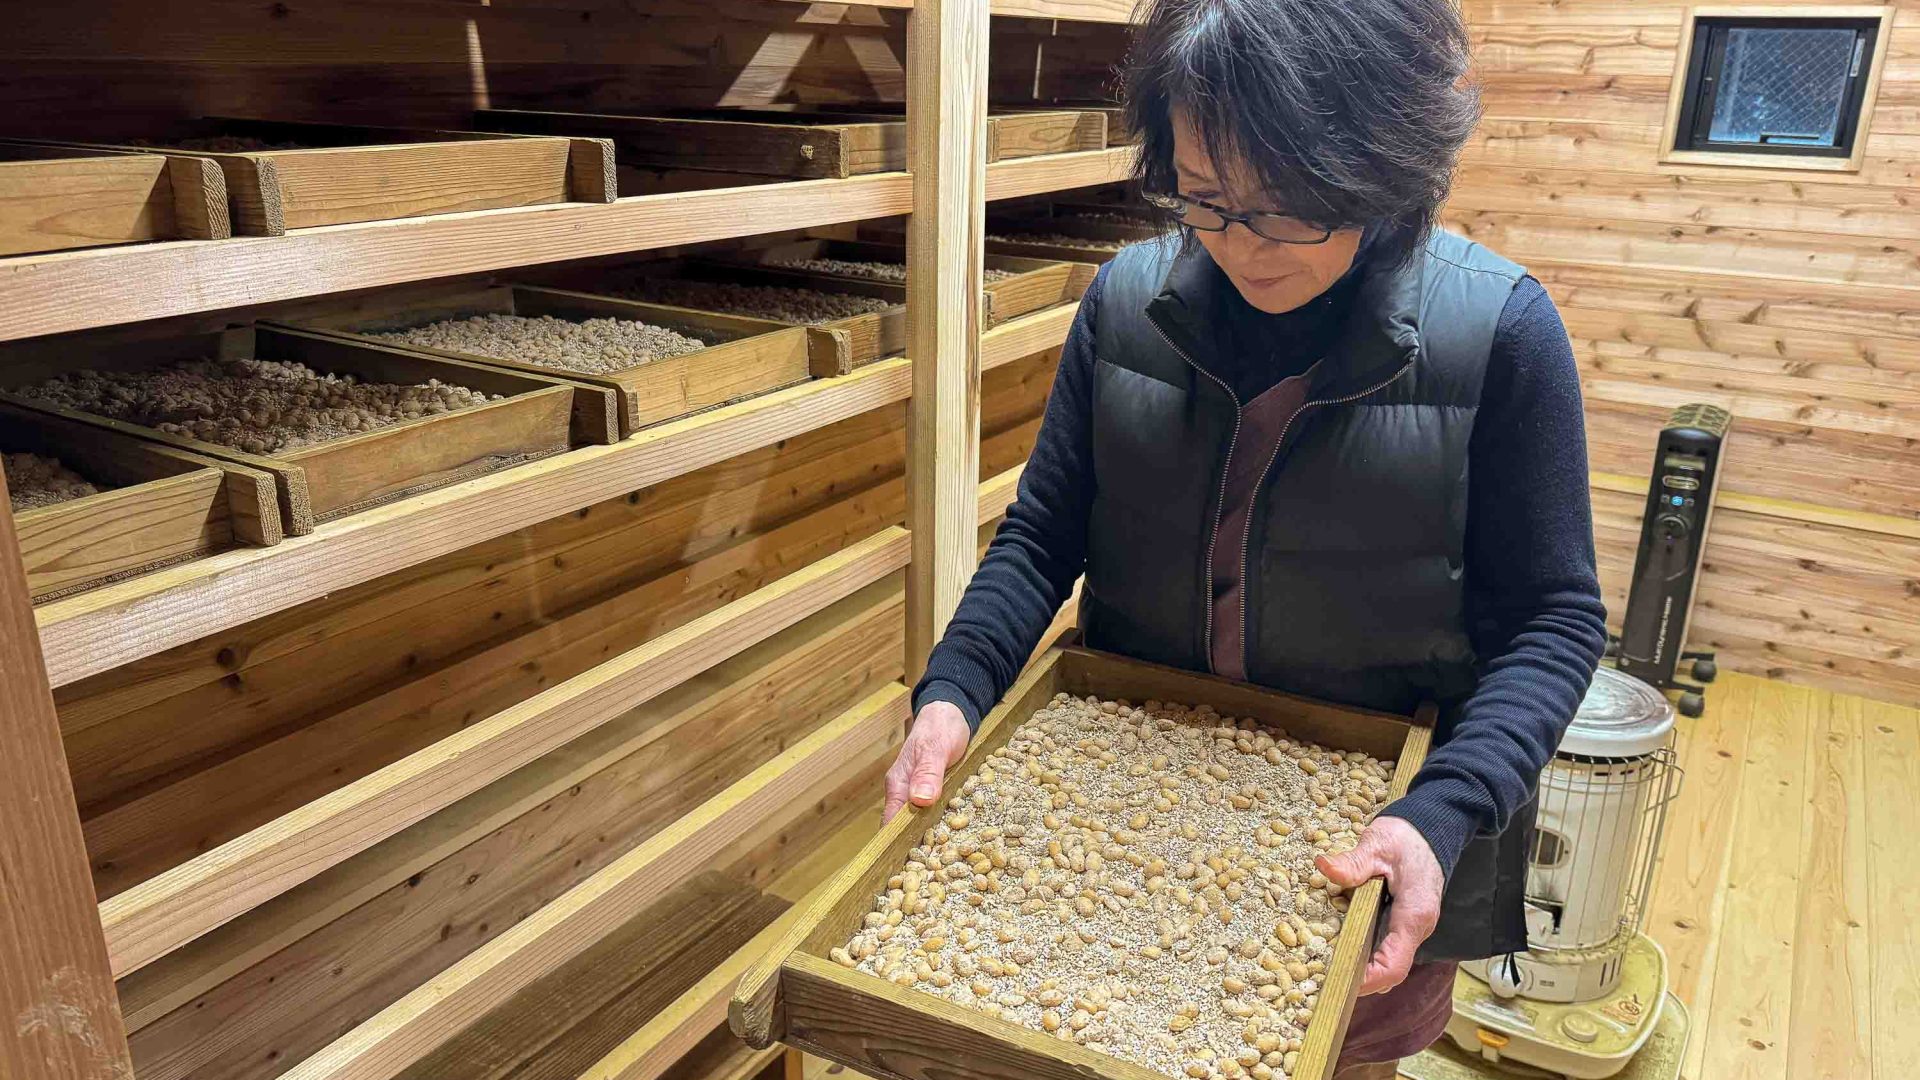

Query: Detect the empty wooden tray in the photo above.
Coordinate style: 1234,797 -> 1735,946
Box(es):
290,283 -> 829,438
731,645 -> 1434,1080
476,106 -> 1107,180
2,399 -> 279,602
0,324 -> 579,535
39,117 -> 616,235
0,142 -> 229,257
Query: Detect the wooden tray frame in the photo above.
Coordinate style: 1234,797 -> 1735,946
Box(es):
0,142 -> 229,257
521,257 -> 911,375
288,283 -> 827,439
476,106 -> 1106,180
0,324 -> 578,536
722,239 -> 1097,328
2,400 -> 279,602
38,117 -> 616,235
995,103 -> 1133,146
732,645 -> 1434,1080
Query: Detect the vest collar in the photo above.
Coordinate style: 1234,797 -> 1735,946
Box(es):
1143,238 -> 1425,402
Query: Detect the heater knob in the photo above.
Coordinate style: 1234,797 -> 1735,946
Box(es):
1655,513 -> 1690,541
1486,955 -> 1528,999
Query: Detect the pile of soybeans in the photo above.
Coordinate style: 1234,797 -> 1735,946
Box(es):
763,255 -> 1016,284
374,314 -> 709,377
990,230 -> 1125,253
837,691 -> 1395,1080
129,135 -> 306,153
597,276 -> 897,325
5,452 -> 101,512
16,358 -> 501,455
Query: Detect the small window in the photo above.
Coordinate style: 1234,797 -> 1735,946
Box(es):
1530,828 -> 1570,869
1663,7 -> 1892,171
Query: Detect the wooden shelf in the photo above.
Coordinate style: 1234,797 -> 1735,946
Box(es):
0,148 -> 1133,345
34,357 -> 912,687
756,0 -> 1139,20
982,300 -> 1077,370
98,528 -> 908,978
283,682 -> 910,1080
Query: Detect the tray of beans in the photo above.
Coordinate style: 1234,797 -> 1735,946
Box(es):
521,257 -> 910,373
0,324 -> 578,534
28,116 -> 614,235
1,398 -> 282,601
722,238 -> 1098,328
291,281 -> 831,439
732,645 -> 1432,1080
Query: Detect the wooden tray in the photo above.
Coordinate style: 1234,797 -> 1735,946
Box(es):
290,283 -> 826,438
521,257 -> 910,374
38,118 -> 616,235
0,324 -> 578,535
0,142 -> 229,257
731,645 -> 1434,1080
997,103 -> 1133,146
722,239 -> 1097,327
2,399 -> 279,602
476,106 -> 1106,180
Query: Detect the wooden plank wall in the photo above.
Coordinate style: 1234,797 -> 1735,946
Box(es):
0,0 -> 912,139
1452,0 -> 1920,706
60,345 -> 1058,1080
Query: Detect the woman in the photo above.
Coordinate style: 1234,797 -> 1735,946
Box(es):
883,0 -> 1609,1074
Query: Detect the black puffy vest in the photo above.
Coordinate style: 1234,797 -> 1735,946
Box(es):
1083,230 -> 1533,961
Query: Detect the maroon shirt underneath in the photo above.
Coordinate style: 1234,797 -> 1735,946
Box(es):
1206,371 -> 1454,1065
1207,368 -> 1317,681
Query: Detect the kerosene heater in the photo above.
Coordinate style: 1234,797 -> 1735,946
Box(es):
1406,667 -> 1688,1080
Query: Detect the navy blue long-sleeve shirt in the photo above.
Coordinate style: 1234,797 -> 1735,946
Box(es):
912,252 -> 1609,879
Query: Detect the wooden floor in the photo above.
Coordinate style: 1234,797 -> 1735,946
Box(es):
784,671 -> 1920,1080
1644,672 -> 1918,1080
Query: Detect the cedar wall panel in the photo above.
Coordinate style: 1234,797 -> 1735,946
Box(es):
1454,0 -> 1920,704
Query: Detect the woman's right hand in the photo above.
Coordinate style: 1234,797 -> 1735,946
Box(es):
882,701 -> 972,822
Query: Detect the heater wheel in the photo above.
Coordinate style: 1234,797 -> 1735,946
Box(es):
1691,659 -> 1718,683
1677,692 -> 1705,718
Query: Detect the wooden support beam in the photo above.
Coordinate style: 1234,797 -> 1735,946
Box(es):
0,477 -> 134,1080
282,682 -> 911,1080
905,0 -> 988,680
98,527 -> 911,978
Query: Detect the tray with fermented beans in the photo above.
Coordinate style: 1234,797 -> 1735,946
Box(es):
1,399 -> 280,601
732,645 -> 1434,1080
289,281 -> 833,439
521,256 -> 911,373
0,324 -> 577,534
27,117 -> 614,235
721,238 -> 1098,328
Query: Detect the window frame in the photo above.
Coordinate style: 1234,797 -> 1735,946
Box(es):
1660,5 -> 1895,173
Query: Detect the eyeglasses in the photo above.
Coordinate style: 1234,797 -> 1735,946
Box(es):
1143,192 -> 1335,245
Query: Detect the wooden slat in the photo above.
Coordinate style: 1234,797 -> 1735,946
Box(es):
98,527 -> 911,977
0,469 -> 134,1079
1789,691 -> 1874,1080
983,147 -> 1135,203
1862,700 -> 1920,1080
982,302 -> 1075,370
977,464 -> 1023,526
282,682 -> 911,1080
34,356 -> 915,687
1699,679 -> 1812,1080
904,0 -> 987,679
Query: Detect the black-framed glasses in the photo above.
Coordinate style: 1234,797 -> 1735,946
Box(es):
1143,192 -> 1334,245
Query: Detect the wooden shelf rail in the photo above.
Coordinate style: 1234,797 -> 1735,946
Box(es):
981,300 -> 1078,370
978,464 -> 1024,526
98,528 -> 911,978
282,682 -> 911,1080
35,357 -> 911,686
0,149 -> 1134,344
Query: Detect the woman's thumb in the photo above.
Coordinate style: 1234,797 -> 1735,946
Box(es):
908,743 -> 946,805
1316,845 -> 1378,889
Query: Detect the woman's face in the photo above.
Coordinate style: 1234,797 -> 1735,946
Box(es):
1172,110 -> 1364,315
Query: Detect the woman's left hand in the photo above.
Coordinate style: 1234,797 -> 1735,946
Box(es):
1315,817 -> 1444,996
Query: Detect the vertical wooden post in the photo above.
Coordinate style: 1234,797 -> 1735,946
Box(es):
904,0 -> 988,683
0,478 -> 134,1080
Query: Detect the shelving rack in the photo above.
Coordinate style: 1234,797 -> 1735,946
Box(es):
0,1 -> 1136,1078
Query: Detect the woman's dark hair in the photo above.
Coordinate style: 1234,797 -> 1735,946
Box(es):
1122,0 -> 1479,268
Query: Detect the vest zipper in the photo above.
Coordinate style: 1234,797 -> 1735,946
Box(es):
1148,318 -> 1241,675
1236,358 -> 1415,677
